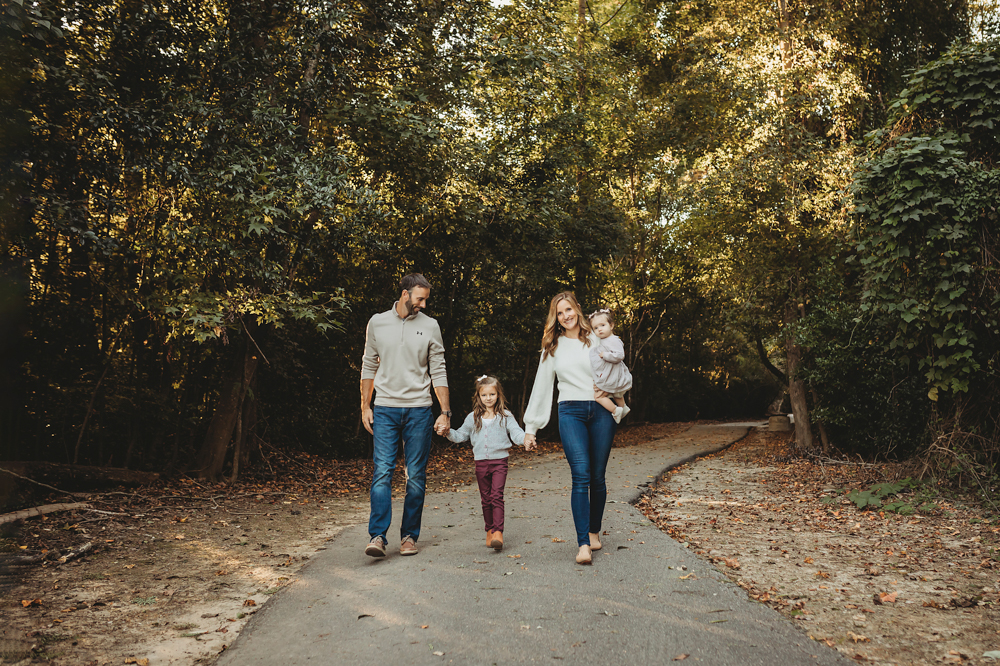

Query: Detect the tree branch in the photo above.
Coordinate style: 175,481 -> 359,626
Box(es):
755,336 -> 788,384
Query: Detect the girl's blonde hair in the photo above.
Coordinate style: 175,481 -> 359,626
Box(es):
472,375 -> 510,431
541,291 -> 592,360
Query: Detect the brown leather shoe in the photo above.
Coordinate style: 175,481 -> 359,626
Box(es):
365,535 -> 387,558
490,531 -> 503,551
400,535 -> 418,556
486,531 -> 494,547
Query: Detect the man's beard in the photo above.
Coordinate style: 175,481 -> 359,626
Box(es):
405,297 -> 422,316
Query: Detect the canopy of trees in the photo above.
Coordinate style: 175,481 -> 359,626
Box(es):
1,0 -> 997,482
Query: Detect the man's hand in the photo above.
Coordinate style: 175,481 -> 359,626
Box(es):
524,433 -> 537,451
361,405 -> 374,435
360,378 -> 375,435
434,413 -> 451,437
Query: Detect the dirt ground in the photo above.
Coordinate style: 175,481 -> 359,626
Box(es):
2,422 -> 998,665
636,429 -> 1000,665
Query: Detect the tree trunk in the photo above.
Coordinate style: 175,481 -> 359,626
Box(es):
810,388 -> 831,455
784,299 -> 812,451
229,371 -> 257,483
0,503 -> 91,527
196,332 -> 259,481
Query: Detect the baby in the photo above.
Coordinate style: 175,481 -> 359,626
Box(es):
588,308 -> 633,423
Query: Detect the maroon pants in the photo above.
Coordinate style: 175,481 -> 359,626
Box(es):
475,458 -> 509,533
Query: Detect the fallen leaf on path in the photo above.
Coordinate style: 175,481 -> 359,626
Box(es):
848,632 -> 870,643
243,599 -> 257,607
873,592 -> 897,605
420,625 -> 428,629
551,537 -> 565,543
432,651 -> 444,656
723,557 -> 740,569
21,599 -> 42,608
673,655 -> 689,661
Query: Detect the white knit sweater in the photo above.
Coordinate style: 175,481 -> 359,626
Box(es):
523,334 -> 597,435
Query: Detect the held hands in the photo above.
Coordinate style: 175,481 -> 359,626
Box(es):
524,433 -> 537,451
434,414 -> 451,437
593,383 -> 609,400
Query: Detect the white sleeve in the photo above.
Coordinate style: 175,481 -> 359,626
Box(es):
523,351 -> 555,435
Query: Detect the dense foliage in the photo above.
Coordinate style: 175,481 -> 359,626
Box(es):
1,0 -> 994,480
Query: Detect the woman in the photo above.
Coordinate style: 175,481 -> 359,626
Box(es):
523,291 -> 616,564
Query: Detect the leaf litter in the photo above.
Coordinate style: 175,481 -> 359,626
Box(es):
636,429 -> 1000,665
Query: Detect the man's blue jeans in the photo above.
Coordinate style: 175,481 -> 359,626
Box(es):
369,405 -> 434,542
558,400 -> 617,546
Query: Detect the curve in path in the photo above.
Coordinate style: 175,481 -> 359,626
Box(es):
215,424 -> 850,666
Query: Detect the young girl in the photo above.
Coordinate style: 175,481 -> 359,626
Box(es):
588,308 -> 633,423
441,375 -> 529,551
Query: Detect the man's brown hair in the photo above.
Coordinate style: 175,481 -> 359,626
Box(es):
400,273 -> 431,292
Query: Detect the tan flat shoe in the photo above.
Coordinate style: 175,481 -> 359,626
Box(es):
589,532 -> 602,551
576,545 -> 592,565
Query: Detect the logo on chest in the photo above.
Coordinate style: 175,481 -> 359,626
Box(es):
416,331 -> 424,336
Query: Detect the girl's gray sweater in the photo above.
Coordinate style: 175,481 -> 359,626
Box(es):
446,410 -> 526,461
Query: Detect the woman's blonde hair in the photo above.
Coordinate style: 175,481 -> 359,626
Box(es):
541,291 -> 592,360
472,375 -> 510,431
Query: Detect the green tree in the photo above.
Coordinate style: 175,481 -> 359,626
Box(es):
851,37 -> 999,424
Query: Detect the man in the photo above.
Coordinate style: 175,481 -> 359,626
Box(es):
360,273 -> 451,557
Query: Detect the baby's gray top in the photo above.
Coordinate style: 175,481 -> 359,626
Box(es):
589,334 -> 633,394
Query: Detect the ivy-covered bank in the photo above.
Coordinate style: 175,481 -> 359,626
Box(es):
805,39 -> 999,469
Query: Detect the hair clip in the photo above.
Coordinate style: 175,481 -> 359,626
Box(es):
588,308 -> 611,318
477,374 -> 488,381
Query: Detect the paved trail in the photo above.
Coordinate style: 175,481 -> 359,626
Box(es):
216,424 -> 851,665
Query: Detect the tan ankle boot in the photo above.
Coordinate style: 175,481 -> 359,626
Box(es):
491,531 -> 503,550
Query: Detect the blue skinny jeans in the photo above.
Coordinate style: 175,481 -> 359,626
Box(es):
557,400 -> 617,546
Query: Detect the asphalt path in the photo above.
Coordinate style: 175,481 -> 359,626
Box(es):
215,424 -> 852,665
